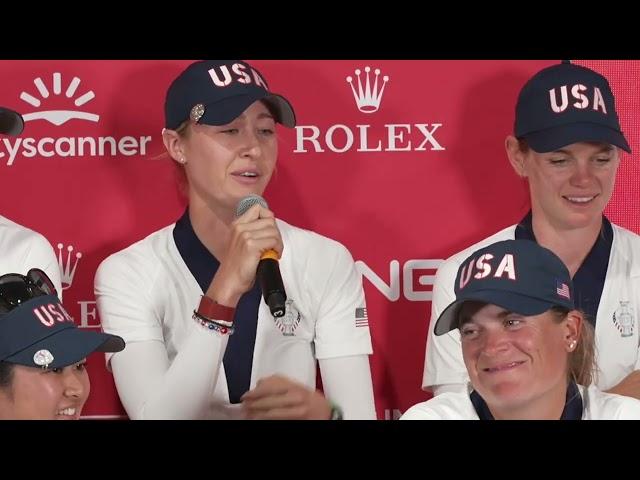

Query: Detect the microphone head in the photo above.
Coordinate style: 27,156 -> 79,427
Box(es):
236,195 -> 268,217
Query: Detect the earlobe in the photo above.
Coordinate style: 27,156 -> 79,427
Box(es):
564,311 -> 582,351
505,136 -> 527,178
162,129 -> 186,165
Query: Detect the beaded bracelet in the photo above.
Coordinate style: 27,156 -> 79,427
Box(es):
192,310 -> 234,328
192,311 -> 235,335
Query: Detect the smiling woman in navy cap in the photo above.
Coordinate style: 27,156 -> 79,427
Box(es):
423,61 -> 640,402
404,239 -> 640,419
0,107 -> 62,300
94,61 -> 376,420
0,269 -> 124,419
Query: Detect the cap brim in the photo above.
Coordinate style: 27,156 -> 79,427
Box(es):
433,290 -> 557,336
0,107 -> 24,136
199,92 -> 296,128
261,94 -> 296,128
5,328 -> 125,369
523,122 -> 631,153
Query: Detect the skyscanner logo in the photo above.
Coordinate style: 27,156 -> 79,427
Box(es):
1,72 -> 152,166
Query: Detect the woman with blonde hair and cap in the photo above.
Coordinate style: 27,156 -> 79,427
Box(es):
423,61 -> 640,401
404,239 -> 640,419
95,60 -> 376,420
0,268 -> 124,419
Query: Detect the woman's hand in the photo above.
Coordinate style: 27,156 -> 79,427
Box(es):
206,203 -> 283,307
241,374 -> 333,420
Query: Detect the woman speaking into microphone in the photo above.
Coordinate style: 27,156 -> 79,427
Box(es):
94,60 -> 376,420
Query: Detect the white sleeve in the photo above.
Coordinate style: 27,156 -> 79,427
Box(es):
432,383 -> 468,396
314,243 -> 373,359
109,334 -> 228,420
400,403 -> 443,420
422,258 -> 469,393
612,398 -> 640,419
95,255 -> 228,420
319,355 -> 376,420
21,232 -> 63,300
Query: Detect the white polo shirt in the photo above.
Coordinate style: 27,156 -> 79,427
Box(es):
95,215 -> 372,419
423,215 -> 640,393
401,384 -> 640,420
0,214 -> 62,296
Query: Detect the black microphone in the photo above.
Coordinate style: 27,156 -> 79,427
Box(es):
236,195 -> 287,318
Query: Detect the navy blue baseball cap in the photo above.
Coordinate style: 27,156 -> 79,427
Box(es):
165,60 -> 296,130
514,61 -> 630,153
0,107 -> 24,136
434,240 -> 575,336
0,295 -> 124,369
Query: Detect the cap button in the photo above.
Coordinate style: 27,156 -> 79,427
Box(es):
33,349 -> 54,369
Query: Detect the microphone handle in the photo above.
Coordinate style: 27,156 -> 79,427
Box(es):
257,258 -> 287,317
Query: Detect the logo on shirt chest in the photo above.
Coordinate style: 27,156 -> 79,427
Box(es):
612,301 -> 634,338
273,299 -> 302,336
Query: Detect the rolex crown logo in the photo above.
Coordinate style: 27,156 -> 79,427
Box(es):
57,243 -> 83,290
346,66 -> 389,113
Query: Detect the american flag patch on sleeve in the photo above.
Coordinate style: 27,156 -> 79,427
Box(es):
355,307 -> 369,327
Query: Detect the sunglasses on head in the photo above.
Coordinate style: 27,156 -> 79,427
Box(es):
0,269 -> 58,314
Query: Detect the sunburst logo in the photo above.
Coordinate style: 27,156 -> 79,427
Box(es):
19,73 -> 100,126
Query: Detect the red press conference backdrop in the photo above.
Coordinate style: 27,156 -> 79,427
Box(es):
0,60 -> 638,419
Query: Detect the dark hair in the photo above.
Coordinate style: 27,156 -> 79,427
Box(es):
516,137 -> 530,153
0,360 -> 14,390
